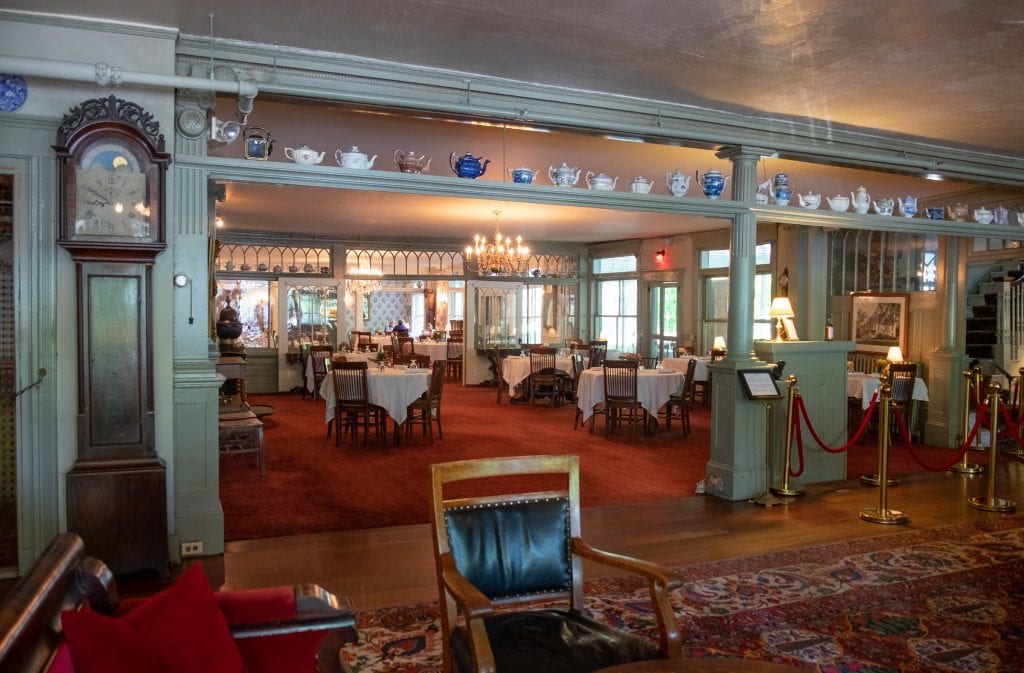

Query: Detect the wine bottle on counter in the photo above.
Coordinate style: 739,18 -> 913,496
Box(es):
824,314 -> 835,341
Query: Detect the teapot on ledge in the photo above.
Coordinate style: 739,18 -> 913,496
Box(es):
450,152 -> 490,179
629,176 -> 653,194
509,167 -> 536,184
697,168 -> 730,199
850,186 -> 871,214
394,149 -> 431,173
284,144 -> 325,165
549,163 -> 581,187
585,171 -> 618,191
666,170 -> 691,197
336,146 -> 377,170
826,194 -> 850,212
797,192 -> 821,209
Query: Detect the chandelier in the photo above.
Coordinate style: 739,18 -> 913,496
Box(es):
464,210 -> 530,276
346,268 -> 383,294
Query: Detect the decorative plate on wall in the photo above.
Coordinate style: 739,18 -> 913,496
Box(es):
0,74 -> 27,113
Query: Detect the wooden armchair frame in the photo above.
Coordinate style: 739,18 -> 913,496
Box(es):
429,455 -> 682,673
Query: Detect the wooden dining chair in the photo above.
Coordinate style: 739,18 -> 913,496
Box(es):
588,341 -> 608,368
307,345 -> 333,400
329,362 -> 386,446
888,362 -> 918,440
529,347 -> 562,406
405,363 -> 446,442
662,358 -> 696,435
397,336 -> 415,355
570,352 -> 590,430
445,336 -> 463,380
395,353 -> 430,368
639,355 -> 658,369
603,360 -> 645,438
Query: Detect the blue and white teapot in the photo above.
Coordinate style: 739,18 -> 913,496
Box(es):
508,167 -> 536,184
549,163 -> 581,187
697,168 -> 730,199
896,195 -> 917,218
450,152 -> 490,179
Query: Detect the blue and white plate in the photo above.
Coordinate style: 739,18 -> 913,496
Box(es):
0,74 -> 27,113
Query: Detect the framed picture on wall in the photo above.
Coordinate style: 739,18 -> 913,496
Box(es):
851,292 -> 908,355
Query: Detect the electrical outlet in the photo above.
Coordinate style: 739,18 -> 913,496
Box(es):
180,541 -> 204,557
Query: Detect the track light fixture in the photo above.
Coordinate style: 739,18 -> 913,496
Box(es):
210,116 -> 242,144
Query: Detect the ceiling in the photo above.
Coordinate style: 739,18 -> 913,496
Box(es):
9,1 -> 1024,243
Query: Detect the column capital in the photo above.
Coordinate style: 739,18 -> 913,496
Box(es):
716,146 -> 779,163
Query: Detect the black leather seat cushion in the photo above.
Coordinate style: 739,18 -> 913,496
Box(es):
450,608 -> 660,673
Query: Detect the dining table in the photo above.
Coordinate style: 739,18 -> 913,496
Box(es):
319,366 -> 431,427
847,371 -> 929,410
411,340 -> 458,363
501,354 -> 575,390
660,356 -> 711,382
575,367 -> 683,426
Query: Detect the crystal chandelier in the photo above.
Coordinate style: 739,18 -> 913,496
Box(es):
464,210 -> 530,276
346,267 -> 383,294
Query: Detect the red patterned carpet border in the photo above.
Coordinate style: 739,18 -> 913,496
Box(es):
337,518 -> 1024,672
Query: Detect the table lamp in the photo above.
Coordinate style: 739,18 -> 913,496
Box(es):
712,336 -> 727,352
886,346 -> 904,364
769,297 -> 794,341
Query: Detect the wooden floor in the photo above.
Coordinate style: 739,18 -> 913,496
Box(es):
190,458 -> 1024,613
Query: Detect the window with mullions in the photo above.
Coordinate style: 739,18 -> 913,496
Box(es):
699,244 -> 773,350
592,255 -> 638,353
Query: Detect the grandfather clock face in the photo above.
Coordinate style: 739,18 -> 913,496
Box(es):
74,139 -> 152,238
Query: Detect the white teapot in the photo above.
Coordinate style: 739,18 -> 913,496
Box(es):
797,192 -> 821,209
665,170 -> 691,197
335,146 -> 378,170
549,163 -> 581,187
585,171 -> 618,191
826,194 -> 850,212
850,186 -> 871,214
284,144 -> 325,165
973,207 -> 994,225
629,176 -> 653,194
755,180 -> 772,205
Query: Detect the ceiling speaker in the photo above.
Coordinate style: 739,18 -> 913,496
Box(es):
176,108 -> 207,139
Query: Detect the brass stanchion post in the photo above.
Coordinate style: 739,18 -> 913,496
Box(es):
970,365 -> 985,452
771,375 -> 805,497
951,367 -> 984,474
860,374 -> 909,524
968,382 -> 1016,512
861,369 -> 900,487
1001,366 -> 1024,458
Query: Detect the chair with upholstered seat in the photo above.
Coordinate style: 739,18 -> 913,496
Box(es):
406,362 -> 446,442
603,359 -> 646,438
329,362 -> 386,446
429,455 -> 682,673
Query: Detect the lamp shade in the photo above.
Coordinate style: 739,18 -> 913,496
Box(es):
712,336 -> 727,351
769,296 -> 794,318
886,346 -> 904,362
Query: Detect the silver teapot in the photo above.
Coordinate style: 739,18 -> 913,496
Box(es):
548,163 -> 581,187
629,176 -> 653,194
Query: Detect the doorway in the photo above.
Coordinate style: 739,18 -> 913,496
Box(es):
648,281 -> 679,359
0,173 -> 15,576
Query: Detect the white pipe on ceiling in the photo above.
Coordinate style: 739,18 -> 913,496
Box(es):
0,54 -> 259,98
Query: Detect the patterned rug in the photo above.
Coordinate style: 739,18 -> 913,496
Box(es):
339,518 -> 1024,672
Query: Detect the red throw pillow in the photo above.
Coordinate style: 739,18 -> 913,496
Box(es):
61,563 -> 247,673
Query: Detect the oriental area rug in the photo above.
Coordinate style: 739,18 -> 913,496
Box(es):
336,518 -> 1024,672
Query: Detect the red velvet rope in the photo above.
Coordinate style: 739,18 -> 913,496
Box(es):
789,410 -> 805,477
997,401 -> 1024,447
793,392 -> 877,454
891,406 -> 975,471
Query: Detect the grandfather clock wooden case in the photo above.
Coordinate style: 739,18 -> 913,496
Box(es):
55,96 -> 170,575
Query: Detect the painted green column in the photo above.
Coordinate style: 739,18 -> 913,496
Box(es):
704,147 -> 775,500
925,236 -> 968,447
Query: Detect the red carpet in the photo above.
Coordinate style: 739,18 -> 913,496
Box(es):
338,517 -> 1024,671
220,383 -> 979,541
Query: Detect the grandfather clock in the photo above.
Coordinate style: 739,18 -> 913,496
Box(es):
54,96 -> 170,574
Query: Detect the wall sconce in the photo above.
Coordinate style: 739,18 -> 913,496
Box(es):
654,249 -> 665,264
215,214 -> 225,228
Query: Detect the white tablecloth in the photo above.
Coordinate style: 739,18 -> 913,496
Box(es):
501,355 -> 574,390
848,372 -> 929,410
575,368 -> 682,423
411,340 -> 460,363
320,367 -> 431,425
661,357 -> 711,381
